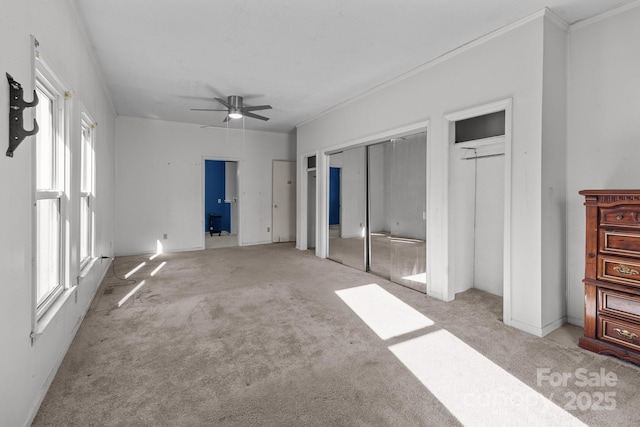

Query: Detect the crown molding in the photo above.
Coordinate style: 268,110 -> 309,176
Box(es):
570,0 -> 640,32
298,8 -> 551,129
543,7 -> 569,30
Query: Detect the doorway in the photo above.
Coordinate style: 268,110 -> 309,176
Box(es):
204,159 -> 239,249
307,157 -> 317,250
445,100 -> 511,316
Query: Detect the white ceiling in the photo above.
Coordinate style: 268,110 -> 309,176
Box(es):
71,0 -> 633,134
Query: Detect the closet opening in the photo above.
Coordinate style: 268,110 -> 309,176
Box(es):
307,156 -> 317,250
447,102 -> 510,315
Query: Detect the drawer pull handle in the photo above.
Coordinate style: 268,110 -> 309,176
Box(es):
613,264 -> 639,276
616,214 -> 624,220
614,328 -> 638,339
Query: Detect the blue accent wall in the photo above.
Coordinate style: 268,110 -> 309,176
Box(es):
205,160 -> 231,233
329,167 -> 341,225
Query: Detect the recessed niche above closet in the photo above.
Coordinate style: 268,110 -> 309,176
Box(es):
454,110 -> 506,159
455,110 -> 505,143
307,155 -> 316,170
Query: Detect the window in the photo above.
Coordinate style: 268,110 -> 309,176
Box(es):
34,57 -> 69,320
79,114 -> 95,270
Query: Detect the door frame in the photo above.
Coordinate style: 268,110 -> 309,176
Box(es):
298,150 -> 319,253
443,98 -> 513,324
320,120 -> 432,268
201,156 -> 243,248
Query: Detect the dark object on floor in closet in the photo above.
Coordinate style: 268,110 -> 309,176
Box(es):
209,214 -> 222,236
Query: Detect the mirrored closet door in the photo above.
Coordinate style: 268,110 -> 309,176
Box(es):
368,133 -> 426,292
327,147 -> 367,271
326,131 -> 427,291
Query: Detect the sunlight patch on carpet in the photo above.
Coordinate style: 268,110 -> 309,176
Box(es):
118,280 -> 146,307
124,262 -> 146,279
336,284 -> 434,339
150,261 -> 167,276
388,329 -> 586,427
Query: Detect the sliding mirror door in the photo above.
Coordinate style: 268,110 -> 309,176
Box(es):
368,133 -> 427,292
327,147 -> 366,271
388,133 -> 427,291
368,141 -> 392,279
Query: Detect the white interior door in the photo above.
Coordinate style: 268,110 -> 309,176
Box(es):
272,160 -> 296,242
224,161 -> 238,235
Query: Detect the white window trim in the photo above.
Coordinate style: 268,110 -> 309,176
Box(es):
31,38 -> 73,340
79,110 -> 96,274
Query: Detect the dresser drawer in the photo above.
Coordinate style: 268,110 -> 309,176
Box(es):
598,287 -> 640,322
600,207 -> 640,228
600,229 -> 640,259
599,315 -> 640,352
598,256 -> 640,287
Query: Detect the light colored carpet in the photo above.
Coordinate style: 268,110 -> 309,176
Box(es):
33,243 -> 640,426
204,233 -> 238,249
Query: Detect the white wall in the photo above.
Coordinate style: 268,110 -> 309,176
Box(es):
474,155 -> 505,296
450,145 -> 477,295
566,3 -> 640,326
541,17 -> 568,332
297,11 -> 569,336
115,117 -> 295,255
0,1 -> 116,426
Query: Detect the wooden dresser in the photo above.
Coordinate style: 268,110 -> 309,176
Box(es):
579,190 -> 640,365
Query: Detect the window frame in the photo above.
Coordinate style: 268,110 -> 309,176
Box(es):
32,45 -> 71,325
79,111 -> 96,271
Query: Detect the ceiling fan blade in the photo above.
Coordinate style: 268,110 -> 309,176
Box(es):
243,111 -> 270,121
242,105 -> 272,112
190,108 -> 228,111
223,115 -> 231,123
215,97 -> 232,109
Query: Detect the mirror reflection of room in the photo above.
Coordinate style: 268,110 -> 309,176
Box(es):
368,133 -> 427,292
327,147 -> 367,271
327,131 -> 427,292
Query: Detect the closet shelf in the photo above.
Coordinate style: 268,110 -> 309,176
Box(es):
455,135 -> 505,149
456,135 -> 505,161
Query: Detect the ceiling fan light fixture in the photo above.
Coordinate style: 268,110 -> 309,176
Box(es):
228,110 -> 243,119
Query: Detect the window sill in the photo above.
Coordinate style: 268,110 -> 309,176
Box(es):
78,257 -> 99,281
31,286 -> 76,345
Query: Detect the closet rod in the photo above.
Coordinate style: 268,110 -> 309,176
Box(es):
461,153 -> 505,161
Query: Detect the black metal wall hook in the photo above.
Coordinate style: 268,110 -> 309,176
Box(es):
6,72 -> 39,157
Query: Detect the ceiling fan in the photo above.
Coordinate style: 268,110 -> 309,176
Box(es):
191,95 -> 272,122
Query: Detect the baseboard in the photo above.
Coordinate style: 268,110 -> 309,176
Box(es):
541,316 -> 567,336
507,316 -> 567,337
508,318 -> 545,337
241,240 -> 273,246
427,289 -> 445,301
24,260 -> 111,427
567,316 -> 584,328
